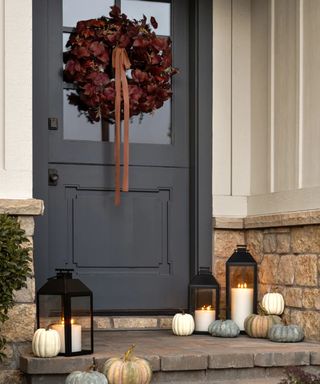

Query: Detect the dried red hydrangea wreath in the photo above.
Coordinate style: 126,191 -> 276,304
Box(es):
63,5 -> 178,123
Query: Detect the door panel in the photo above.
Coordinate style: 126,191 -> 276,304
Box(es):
49,165 -> 189,310
40,0 -> 191,312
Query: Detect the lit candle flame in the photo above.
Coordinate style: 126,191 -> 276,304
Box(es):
201,305 -> 213,311
60,318 -> 75,325
237,283 -> 248,289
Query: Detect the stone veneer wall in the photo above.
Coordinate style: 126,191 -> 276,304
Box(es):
0,199 -> 43,384
213,210 -> 320,341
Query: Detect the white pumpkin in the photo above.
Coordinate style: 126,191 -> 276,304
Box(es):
262,292 -> 285,315
32,328 -> 61,358
172,312 -> 195,336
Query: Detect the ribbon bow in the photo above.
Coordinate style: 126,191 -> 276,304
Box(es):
112,47 -> 131,205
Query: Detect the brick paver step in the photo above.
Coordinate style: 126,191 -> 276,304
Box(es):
20,330 -> 320,384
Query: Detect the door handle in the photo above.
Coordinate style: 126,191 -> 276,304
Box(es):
48,169 -> 59,186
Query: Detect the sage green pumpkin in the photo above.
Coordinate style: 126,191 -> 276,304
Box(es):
244,314 -> 282,338
65,370 -> 108,384
102,345 -> 152,384
208,320 -> 240,338
268,324 -> 304,343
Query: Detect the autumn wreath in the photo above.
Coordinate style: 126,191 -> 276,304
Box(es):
63,6 -> 177,204
63,5 -> 177,123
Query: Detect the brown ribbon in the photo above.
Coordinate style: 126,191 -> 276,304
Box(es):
112,47 -> 131,205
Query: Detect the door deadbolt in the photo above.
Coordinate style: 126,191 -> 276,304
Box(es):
48,169 -> 59,186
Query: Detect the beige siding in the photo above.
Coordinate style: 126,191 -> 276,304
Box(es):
302,0 -> 320,188
213,0 -> 232,196
250,0 -> 269,195
0,0 -> 4,171
231,0 -> 251,196
214,0 -> 320,216
273,0 -> 299,192
0,0 -> 32,198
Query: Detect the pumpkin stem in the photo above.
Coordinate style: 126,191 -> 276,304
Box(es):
92,357 -> 97,371
180,308 -> 185,315
124,345 -> 135,362
258,303 -> 268,316
87,357 -> 97,372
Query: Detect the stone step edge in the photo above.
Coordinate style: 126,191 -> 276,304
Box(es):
20,350 -> 320,375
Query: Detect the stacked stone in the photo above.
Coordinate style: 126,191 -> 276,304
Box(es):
213,211 -> 320,341
0,199 -> 43,384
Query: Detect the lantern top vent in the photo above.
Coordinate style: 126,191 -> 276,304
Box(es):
37,269 -> 92,296
190,267 -> 220,287
227,245 -> 256,265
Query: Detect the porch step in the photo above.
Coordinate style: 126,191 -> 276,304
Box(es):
93,315 -> 173,331
20,330 -> 320,384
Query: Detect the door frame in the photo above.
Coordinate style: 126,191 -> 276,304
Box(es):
33,0 -> 213,304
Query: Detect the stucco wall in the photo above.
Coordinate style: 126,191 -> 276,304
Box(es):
0,0 -> 32,199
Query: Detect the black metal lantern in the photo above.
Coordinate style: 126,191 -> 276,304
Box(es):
226,245 -> 257,331
36,269 -> 93,356
189,267 -> 220,333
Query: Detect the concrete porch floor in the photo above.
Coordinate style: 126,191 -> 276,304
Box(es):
21,330 -> 320,383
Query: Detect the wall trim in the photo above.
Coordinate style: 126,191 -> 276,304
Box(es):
248,186 -> 320,215
214,208 -> 320,229
213,195 -> 247,217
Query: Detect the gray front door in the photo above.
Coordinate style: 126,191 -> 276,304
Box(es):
40,0 -> 190,312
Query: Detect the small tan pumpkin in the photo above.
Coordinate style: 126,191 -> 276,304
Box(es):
262,292 -> 285,315
244,314 -> 282,338
172,312 -> 195,336
32,328 -> 61,358
102,345 -> 152,384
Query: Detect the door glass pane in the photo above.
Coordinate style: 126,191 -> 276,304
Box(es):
63,0 -> 114,27
64,88 -> 171,144
64,89 -> 103,141
122,0 -> 171,36
63,0 -> 172,144
129,102 -> 171,144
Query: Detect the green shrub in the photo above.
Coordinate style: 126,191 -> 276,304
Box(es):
279,367 -> 320,384
0,215 -> 31,360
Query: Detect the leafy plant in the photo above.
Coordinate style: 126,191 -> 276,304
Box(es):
0,214 -> 31,360
279,367 -> 320,384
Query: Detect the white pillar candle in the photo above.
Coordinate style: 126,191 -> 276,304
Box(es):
194,306 -> 216,332
231,283 -> 253,330
51,320 -> 82,353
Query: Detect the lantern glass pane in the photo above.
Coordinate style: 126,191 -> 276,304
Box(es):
194,288 -> 217,311
229,265 -> 254,289
38,295 -> 63,328
71,296 -> 92,352
228,265 -> 255,330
